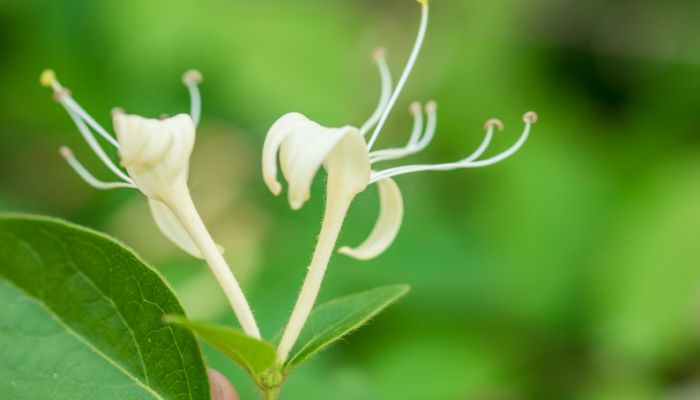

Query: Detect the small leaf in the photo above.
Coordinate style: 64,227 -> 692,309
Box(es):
167,317 -> 276,380
286,284 -> 410,369
0,214 -> 209,399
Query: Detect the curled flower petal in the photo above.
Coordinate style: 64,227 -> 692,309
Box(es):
262,112 -> 309,196
114,113 -> 195,175
263,113 -> 370,210
149,199 -> 224,258
149,199 -> 203,258
338,177 -> 403,260
113,113 -> 195,200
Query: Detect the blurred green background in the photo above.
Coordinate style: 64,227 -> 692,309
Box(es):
2,0 -> 700,398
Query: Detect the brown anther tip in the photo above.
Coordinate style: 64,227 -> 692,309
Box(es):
159,114 -> 170,120
111,107 -> 125,117
409,101 -> 422,114
59,146 -> 73,159
523,111 -> 538,124
183,69 -> 203,85
51,88 -> 71,102
484,118 -> 504,132
373,47 -> 387,61
425,101 -> 437,113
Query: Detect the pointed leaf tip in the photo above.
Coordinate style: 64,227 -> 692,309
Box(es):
286,284 -> 410,369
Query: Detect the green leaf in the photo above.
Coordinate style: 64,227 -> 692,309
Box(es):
166,317 -> 276,380
286,284 -> 410,369
0,214 -> 209,399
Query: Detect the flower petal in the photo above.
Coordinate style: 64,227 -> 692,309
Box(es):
113,113 -> 195,200
113,113 -> 194,173
323,128 -> 371,199
338,177 -> 403,260
265,113 -> 370,210
147,198 -> 229,259
149,198 -> 202,258
261,112 -> 308,196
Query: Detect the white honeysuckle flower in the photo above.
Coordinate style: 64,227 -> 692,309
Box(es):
263,112 -> 370,210
111,112 -> 206,258
41,69 -> 261,339
263,0 -> 537,262
41,69 -> 205,258
272,0 -> 538,363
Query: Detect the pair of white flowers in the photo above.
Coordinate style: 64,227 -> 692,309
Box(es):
41,0 -> 536,363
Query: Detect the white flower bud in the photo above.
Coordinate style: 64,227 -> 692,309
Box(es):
113,112 -> 195,201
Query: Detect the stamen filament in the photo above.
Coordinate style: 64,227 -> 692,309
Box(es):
467,113 -> 534,167
367,1 -> 429,150
413,100 -> 437,150
369,102 -> 423,163
407,101 -> 425,146
59,146 -> 136,190
41,70 -> 120,149
369,100 -> 436,163
465,119 -> 502,162
360,48 -> 393,135
60,97 -> 120,148
64,106 -> 134,184
370,112 -> 536,183
183,69 -> 203,127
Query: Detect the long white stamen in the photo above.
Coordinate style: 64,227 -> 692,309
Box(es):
369,112 -> 536,183
61,97 -> 120,148
360,48 -> 393,135
413,100 -> 437,151
183,69 -> 203,127
366,1 -> 429,150
63,105 -> 134,184
462,118 -> 501,162
369,102 -> 423,163
466,112 -> 535,167
369,100 -> 436,163
41,70 -> 120,148
407,101 -> 424,146
59,147 -> 136,190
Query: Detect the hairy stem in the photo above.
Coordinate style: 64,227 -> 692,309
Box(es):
168,182 -> 261,339
262,387 -> 280,400
275,187 -> 354,363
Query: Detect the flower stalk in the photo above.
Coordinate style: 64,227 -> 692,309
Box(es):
165,180 -> 261,339
275,184 -> 355,362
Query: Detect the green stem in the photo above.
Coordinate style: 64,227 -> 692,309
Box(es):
262,387 -> 280,400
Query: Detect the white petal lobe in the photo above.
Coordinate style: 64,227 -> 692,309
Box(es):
149,199 -> 204,258
113,113 -> 195,200
338,177 -> 403,260
262,112 -> 308,196
264,113 -> 370,210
